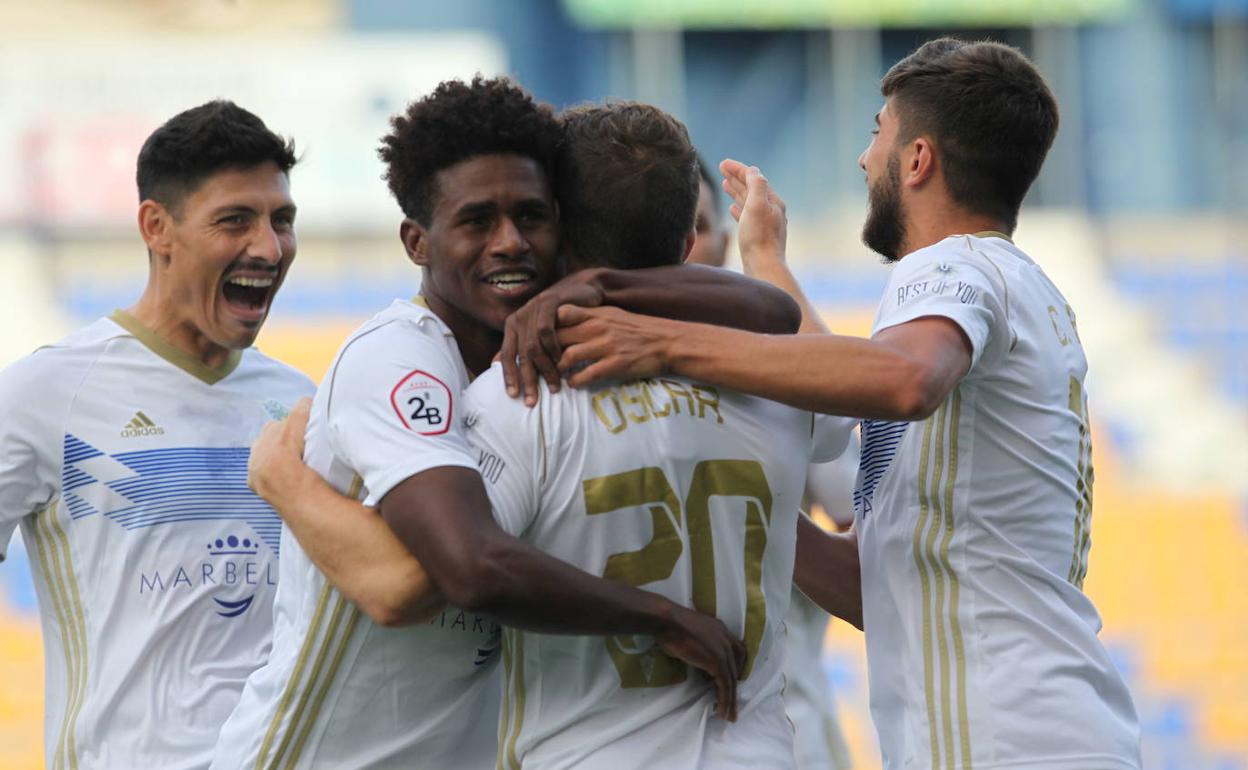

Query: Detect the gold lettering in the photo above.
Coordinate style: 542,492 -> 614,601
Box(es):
659,379 -> 695,415
1048,305 -> 1070,346
591,390 -> 628,434
691,385 -> 725,425
619,383 -> 652,424
640,379 -> 672,418
1065,304 -> 1081,342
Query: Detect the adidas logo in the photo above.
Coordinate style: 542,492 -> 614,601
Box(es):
121,411 -> 165,438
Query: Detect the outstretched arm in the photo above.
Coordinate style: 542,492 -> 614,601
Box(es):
556,308 -> 972,422
499,264 -> 801,405
248,399 -> 442,627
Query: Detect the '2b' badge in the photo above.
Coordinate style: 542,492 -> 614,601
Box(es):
390,370 -> 452,436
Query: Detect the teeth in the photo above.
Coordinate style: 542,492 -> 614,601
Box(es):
486,272 -> 531,286
227,277 -> 274,288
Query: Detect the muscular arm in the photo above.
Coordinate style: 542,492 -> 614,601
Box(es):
793,514 -> 862,630
557,310 -> 973,422
248,400 -> 442,627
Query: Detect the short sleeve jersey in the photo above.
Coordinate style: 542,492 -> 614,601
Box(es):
462,366 -> 849,770
211,300 -> 501,770
0,311 -> 314,770
854,234 -> 1141,769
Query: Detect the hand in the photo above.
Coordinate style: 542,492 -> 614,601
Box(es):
719,159 -> 787,269
248,396 -> 315,511
655,605 -> 747,722
555,305 -> 677,388
498,270 -> 606,407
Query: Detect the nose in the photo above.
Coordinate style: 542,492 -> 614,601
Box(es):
489,216 -> 528,259
250,219 -> 285,264
858,149 -> 868,172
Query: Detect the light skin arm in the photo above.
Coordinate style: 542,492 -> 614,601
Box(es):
556,308 -> 972,422
498,256 -> 803,405
793,514 -> 863,630
718,158 -> 829,335
248,398 -> 444,627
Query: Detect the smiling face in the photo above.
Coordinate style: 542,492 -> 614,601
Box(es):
405,153 -> 559,339
859,100 -> 908,262
142,161 -> 296,351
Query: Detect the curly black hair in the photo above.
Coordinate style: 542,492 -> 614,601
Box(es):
379,76 -> 561,224
136,100 -> 296,211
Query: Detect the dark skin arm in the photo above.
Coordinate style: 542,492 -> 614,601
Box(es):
499,264 -> 802,406
793,514 -> 863,630
381,466 -> 747,720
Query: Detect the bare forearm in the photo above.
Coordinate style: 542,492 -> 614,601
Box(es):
739,253 -> 829,335
273,471 -> 440,626
794,515 -> 862,630
595,265 -> 801,334
665,323 -> 932,420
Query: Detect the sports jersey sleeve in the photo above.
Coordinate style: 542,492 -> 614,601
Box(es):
0,353 -> 66,560
460,365 -> 544,537
875,241 -> 1011,374
323,321 -> 478,506
810,413 -> 856,464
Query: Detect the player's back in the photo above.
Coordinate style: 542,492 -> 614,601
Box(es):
465,367 -> 844,770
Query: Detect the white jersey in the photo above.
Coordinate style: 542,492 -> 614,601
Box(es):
0,311 -> 313,770
855,234 -> 1141,769
463,365 -> 850,770
784,590 -> 851,770
213,299 -> 501,770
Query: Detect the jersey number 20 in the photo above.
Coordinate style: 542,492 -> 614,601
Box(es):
581,460 -> 772,688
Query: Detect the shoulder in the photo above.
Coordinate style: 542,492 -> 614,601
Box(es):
0,317 -> 123,395
336,301 -> 455,367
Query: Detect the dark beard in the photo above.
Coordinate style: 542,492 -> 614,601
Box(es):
861,155 -> 906,263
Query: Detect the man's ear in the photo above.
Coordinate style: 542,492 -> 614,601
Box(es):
137,200 -> 172,258
905,137 -> 938,189
682,230 -> 696,261
400,218 -> 428,267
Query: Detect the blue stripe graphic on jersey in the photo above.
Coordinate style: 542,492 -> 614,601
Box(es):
63,435 -> 102,464
60,434 -> 282,554
854,419 -> 909,519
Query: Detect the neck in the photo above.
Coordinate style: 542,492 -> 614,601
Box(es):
901,199 -> 1010,259
419,291 -> 502,377
128,283 -> 233,369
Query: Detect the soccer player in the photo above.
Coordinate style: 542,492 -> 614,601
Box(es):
461,101 -> 849,769
214,78 -> 799,770
551,39 -> 1143,769
0,101 -> 314,769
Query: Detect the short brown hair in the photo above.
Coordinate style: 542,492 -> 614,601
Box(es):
882,38 -> 1059,231
556,102 -> 699,270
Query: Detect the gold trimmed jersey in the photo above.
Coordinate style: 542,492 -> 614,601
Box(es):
855,234 -> 1141,769
211,299 -> 501,770
462,365 -> 851,770
0,312 -> 314,770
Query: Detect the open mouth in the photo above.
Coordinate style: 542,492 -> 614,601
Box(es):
482,270 -> 537,297
221,273 -> 277,323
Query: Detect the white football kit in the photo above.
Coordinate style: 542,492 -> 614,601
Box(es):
0,311 -> 313,770
212,299 -> 501,770
854,233 -> 1141,769
462,366 -> 850,770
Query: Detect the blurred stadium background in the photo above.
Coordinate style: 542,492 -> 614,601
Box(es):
0,1 -> 1245,768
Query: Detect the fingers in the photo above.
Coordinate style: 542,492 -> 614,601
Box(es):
500,319 -> 522,398
518,357 -> 541,408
